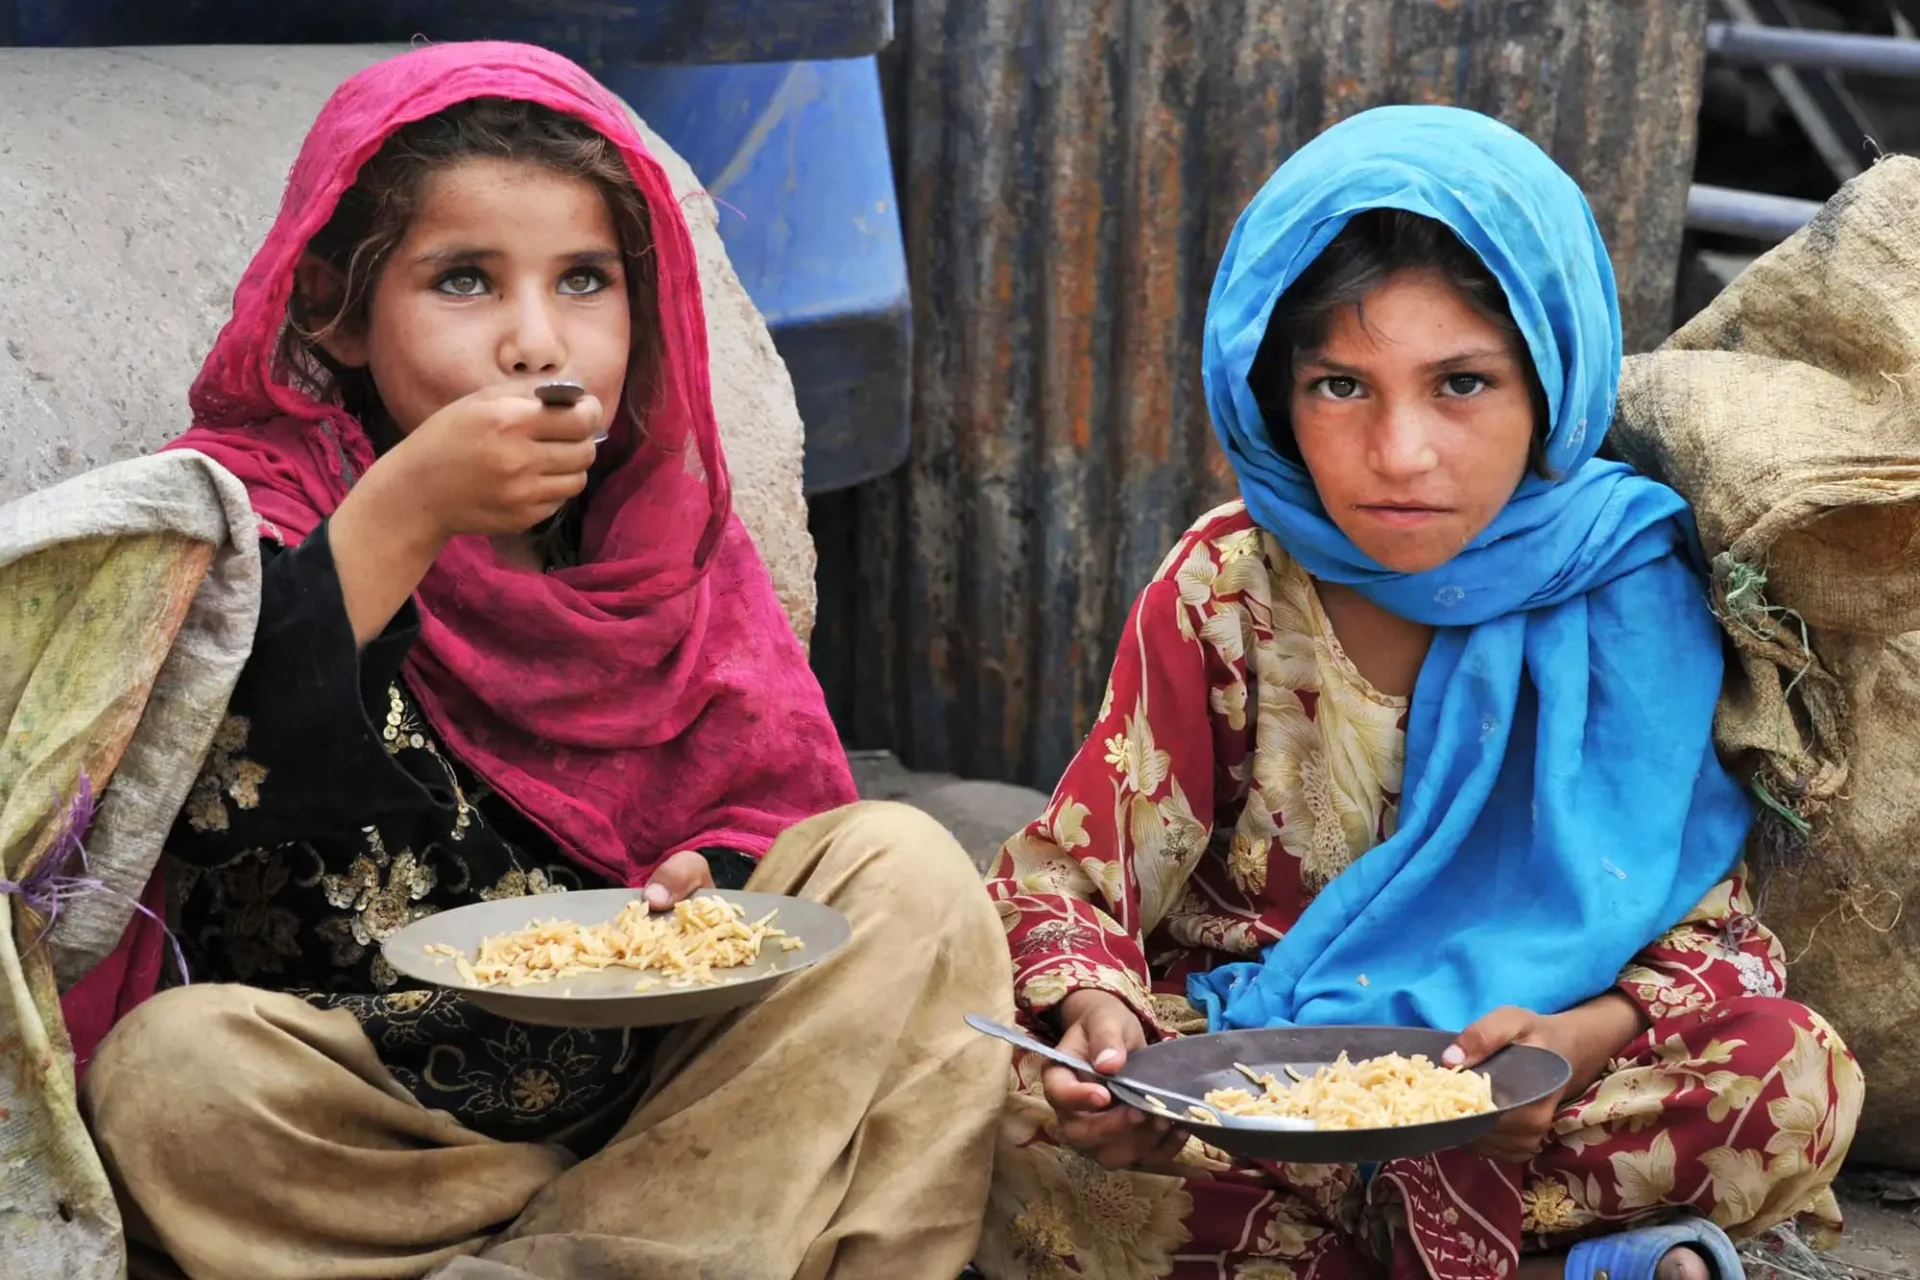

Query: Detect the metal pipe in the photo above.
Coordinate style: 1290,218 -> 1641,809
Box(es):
1686,183 -> 1824,241
1714,0 -> 1869,182
1706,21 -> 1920,77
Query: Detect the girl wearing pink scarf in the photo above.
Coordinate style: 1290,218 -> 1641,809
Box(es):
73,42 -> 1010,1280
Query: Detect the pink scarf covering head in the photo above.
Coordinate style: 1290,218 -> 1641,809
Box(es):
66,42 -> 856,1068
175,39 -> 855,874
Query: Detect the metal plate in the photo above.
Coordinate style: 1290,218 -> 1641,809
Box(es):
380,889 -> 851,1029
1111,1027 -> 1572,1164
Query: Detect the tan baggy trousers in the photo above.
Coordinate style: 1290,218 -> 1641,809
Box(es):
81,802 -> 1015,1280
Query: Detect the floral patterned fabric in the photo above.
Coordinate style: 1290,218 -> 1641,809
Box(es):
978,502 -> 1863,1280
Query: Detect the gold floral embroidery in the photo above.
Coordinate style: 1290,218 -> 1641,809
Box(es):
315,826 -> 437,983
196,851 -> 301,979
384,684 -> 474,841
1520,1175 -> 1600,1234
383,685 -> 425,751
185,715 -> 270,832
418,1022 -> 611,1123
480,865 -> 562,901
512,1066 -> 563,1112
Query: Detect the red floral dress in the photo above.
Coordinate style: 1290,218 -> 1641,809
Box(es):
976,503 -> 1861,1280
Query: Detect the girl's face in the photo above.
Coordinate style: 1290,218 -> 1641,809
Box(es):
321,156 -> 631,437
1289,268 -> 1537,574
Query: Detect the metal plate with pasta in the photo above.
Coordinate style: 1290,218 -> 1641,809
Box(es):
381,889 -> 851,1028
1107,1026 -> 1572,1163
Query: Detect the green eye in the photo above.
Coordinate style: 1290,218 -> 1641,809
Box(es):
559,269 -> 611,295
434,270 -> 488,297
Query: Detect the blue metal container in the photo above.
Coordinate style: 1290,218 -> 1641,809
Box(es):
611,57 -> 910,494
2,0 -> 892,64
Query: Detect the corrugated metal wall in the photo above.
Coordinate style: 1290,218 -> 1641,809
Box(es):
813,0 -> 1709,790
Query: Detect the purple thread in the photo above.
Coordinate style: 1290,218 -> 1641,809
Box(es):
681,188 -> 748,224
0,771 -> 190,982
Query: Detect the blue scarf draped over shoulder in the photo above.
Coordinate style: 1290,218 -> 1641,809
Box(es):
1188,106 -> 1752,1034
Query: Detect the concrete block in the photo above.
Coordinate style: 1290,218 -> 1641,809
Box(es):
848,750 -> 1049,871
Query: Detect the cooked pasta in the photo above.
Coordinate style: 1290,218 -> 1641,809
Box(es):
1202,1051 -> 1495,1130
426,896 -> 796,991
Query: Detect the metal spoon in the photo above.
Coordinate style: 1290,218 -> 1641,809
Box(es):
535,380 -> 608,444
965,1014 -> 1314,1131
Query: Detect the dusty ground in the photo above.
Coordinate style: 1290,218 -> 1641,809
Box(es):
851,749 -> 1920,1277
1823,1179 -> 1920,1277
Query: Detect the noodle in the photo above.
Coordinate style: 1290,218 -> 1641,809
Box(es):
429,896 -> 798,991
1202,1051 -> 1494,1130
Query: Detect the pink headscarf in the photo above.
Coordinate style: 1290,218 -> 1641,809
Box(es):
67,42 -> 856,1063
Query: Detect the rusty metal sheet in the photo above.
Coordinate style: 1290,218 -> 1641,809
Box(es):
815,0 -> 1708,790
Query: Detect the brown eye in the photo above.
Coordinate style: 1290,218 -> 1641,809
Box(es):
1442,373 -> 1488,397
1316,376 -> 1362,400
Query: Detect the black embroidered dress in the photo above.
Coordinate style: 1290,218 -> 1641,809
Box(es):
165,522 -> 753,1142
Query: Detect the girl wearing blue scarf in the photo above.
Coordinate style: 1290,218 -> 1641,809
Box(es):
978,107 -> 1859,1280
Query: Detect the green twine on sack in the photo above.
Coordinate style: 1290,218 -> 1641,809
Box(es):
1718,556 -> 1801,648
1712,555 -> 1815,699
1710,555 -> 1817,839
1751,778 -> 1813,837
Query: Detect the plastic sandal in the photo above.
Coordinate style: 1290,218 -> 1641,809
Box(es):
1564,1216 -> 1742,1280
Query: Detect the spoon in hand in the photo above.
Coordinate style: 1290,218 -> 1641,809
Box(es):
965,1014 -> 1313,1131
535,380 -> 608,444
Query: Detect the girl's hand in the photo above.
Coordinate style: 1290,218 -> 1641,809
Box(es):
389,381 -> 604,538
643,849 -> 715,911
328,382 -> 602,646
1042,990 -> 1191,1174
1447,993 -> 1646,1163
1446,1005 -> 1569,1162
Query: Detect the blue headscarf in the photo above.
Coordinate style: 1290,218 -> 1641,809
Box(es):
1187,106 -> 1752,1034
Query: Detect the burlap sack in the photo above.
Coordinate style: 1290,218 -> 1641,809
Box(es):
1615,155 -> 1920,823
1621,155 -> 1920,639
1765,630 -> 1920,1168
1611,156 -> 1920,1167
